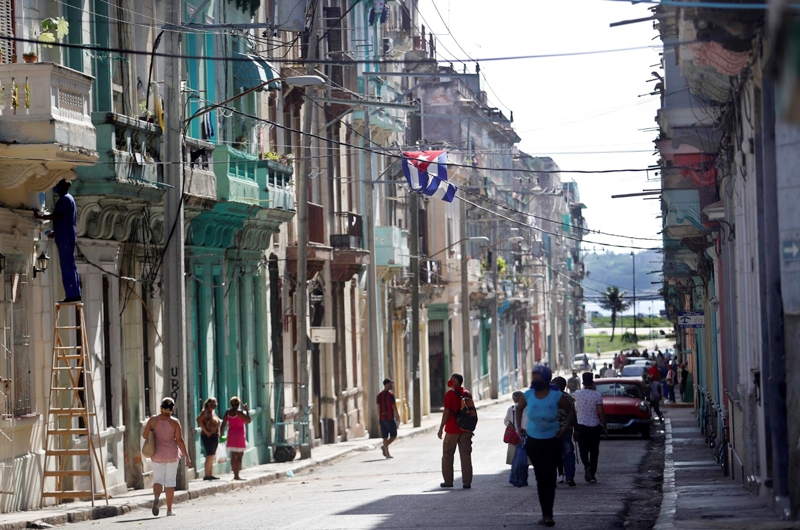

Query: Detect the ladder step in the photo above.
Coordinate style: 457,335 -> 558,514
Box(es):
45,449 -> 91,456
55,355 -> 84,361
51,387 -> 86,391
55,346 -> 82,350
42,491 -> 97,499
52,367 -> 86,371
48,409 -> 95,415
55,326 -> 82,330
55,302 -> 84,306
44,470 -> 91,477
47,428 -> 89,436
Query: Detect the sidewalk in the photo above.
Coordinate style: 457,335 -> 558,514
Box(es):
0,397 -> 503,530
655,407 -> 800,530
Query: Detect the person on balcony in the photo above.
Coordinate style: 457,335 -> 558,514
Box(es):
35,179 -> 81,303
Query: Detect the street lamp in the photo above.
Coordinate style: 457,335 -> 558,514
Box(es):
33,251 -> 49,279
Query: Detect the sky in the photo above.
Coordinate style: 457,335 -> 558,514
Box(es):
418,0 -> 664,251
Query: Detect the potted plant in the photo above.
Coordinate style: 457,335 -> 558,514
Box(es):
38,17 -> 70,50
22,51 -> 37,64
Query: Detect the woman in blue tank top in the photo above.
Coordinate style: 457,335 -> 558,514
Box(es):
515,365 -> 576,527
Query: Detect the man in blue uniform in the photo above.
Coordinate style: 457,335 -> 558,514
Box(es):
35,180 -> 81,303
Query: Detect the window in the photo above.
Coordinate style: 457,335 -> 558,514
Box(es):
141,287 -> 152,417
3,257 -> 31,417
102,276 -> 113,428
0,0 -> 14,64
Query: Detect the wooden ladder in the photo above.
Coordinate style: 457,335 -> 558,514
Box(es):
40,301 -> 109,507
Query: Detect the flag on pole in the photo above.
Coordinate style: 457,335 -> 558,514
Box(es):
401,150 -> 457,202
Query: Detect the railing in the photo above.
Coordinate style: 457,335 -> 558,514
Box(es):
184,136 -> 216,199
91,112 -> 162,185
420,260 -> 443,284
331,211 -> 363,248
0,62 -> 95,150
308,202 -> 325,245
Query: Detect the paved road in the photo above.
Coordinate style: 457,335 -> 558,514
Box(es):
68,402 -> 653,530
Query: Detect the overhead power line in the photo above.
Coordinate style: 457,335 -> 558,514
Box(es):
0,35 -> 711,66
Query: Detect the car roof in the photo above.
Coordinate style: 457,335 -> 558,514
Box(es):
594,377 -> 644,384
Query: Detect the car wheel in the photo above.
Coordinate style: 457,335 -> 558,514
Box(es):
641,426 -> 651,439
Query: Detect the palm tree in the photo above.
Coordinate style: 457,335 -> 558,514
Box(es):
599,286 -> 631,342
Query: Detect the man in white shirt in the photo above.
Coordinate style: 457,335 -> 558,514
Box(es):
574,373 -> 607,483
603,365 -> 618,378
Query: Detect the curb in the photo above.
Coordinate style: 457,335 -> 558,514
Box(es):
0,398 -> 502,530
653,418 -> 676,530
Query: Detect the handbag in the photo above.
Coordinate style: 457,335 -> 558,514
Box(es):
503,424 -> 521,445
215,441 -> 228,464
508,441 -> 529,488
141,417 -> 158,458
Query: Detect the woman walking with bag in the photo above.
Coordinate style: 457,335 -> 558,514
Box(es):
516,365 -> 575,527
142,398 -> 192,517
220,396 -> 251,480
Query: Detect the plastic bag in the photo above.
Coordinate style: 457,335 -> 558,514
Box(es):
215,441 -> 228,464
508,443 -> 529,488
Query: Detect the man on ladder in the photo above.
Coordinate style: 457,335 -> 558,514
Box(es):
34,179 -> 81,303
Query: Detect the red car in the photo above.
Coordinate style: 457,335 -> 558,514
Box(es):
593,377 -> 652,439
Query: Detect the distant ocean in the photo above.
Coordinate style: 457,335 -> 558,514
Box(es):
584,299 -> 665,318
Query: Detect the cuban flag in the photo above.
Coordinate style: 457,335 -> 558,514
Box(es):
402,150 -> 457,203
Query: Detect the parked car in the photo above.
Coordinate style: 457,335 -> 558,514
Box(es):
594,377 -> 651,438
572,353 -> 596,371
620,356 -> 647,367
632,359 -> 651,366
621,364 -> 648,378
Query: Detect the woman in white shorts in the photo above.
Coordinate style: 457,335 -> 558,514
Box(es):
142,397 -> 192,517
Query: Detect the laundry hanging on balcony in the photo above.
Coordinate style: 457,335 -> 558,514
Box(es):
402,150 -> 457,203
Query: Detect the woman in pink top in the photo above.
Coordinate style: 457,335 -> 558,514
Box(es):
220,396 -> 251,480
142,398 -> 191,517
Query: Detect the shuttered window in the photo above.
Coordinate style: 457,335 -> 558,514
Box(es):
0,0 -> 15,64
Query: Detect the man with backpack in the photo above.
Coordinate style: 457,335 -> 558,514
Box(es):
438,372 -> 476,489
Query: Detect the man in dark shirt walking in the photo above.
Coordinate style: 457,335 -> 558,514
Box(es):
376,378 -> 400,458
438,372 -> 473,489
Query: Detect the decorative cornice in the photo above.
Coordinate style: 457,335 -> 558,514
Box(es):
0,163 -> 77,191
76,200 -> 164,243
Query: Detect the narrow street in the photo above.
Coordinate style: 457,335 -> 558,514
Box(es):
67,402 -> 655,530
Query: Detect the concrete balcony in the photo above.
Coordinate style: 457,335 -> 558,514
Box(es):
331,212 -> 369,282
0,62 -> 97,192
375,226 -> 410,268
663,189 -> 706,239
184,136 -> 216,205
75,112 -> 164,199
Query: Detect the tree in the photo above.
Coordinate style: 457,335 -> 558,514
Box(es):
599,286 -> 631,342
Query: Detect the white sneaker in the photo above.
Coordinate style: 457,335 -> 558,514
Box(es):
558,474 -> 566,483
167,510 -> 176,517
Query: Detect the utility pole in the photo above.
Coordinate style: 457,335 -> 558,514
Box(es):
562,282 -> 570,370
296,4 -> 320,459
631,250 -> 637,340
362,89 -> 382,439
409,112 -> 422,427
489,224 -> 499,399
163,0 -> 189,490
460,187 -> 472,389
549,251 -> 558,370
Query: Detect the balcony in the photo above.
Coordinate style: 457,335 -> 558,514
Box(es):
663,189 -> 706,239
75,112 -> 163,200
0,62 -> 97,191
184,136 -> 216,205
331,211 -> 369,282
420,260 -> 444,285
375,226 -> 410,268
286,202 -> 332,281
187,147 -> 294,250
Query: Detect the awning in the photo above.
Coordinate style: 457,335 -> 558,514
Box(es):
232,52 -> 281,91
